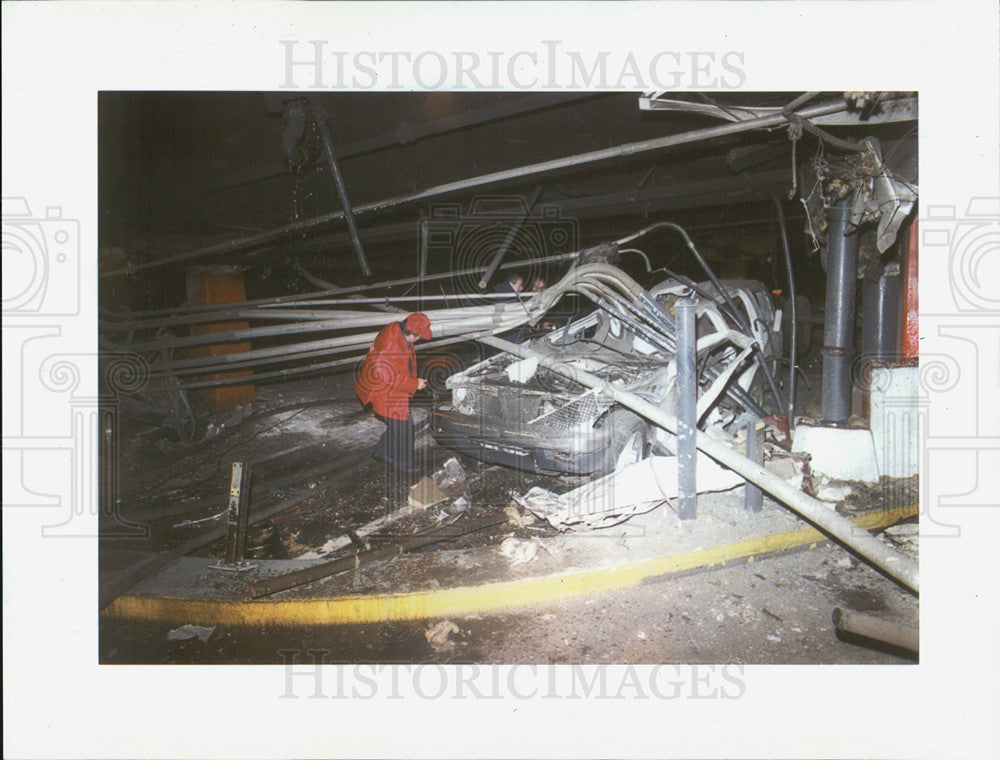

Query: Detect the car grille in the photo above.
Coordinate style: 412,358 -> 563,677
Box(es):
529,389 -> 612,431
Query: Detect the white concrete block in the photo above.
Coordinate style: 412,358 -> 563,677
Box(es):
792,424 -> 880,483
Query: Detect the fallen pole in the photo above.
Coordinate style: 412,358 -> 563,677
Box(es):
478,335 -> 920,593
248,511 -> 508,598
833,607 -> 918,653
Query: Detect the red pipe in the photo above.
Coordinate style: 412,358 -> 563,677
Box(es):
901,216 -> 919,361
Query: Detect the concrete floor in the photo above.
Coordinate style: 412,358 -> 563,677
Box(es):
100,374 -> 919,665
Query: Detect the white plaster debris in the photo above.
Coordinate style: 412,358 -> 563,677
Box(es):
261,406 -> 382,444
424,620 -> 461,652
516,454 -> 743,531
815,481 -> 854,504
504,356 -> 539,384
504,503 -> 536,528
499,536 -> 540,566
167,625 -> 216,642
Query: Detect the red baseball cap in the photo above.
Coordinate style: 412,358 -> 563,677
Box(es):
405,312 -> 433,340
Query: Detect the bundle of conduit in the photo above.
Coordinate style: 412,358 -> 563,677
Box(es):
99,224 -> 786,421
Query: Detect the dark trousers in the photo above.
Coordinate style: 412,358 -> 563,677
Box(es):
374,414 -> 415,471
373,414 -> 417,503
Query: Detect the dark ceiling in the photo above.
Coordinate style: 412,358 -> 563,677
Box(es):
98,91 -> 917,305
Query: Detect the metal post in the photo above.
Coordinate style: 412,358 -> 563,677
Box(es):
821,197 -> 859,423
308,96 -> 372,279
477,186 -> 543,290
222,461 -> 253,567
676,297 -> 698,520
745,417 -> 764,513
862,262 -> 901,362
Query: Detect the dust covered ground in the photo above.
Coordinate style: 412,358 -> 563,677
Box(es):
100,376 -> 918,665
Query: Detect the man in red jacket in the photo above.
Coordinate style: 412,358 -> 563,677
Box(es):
356,313 -> 433,498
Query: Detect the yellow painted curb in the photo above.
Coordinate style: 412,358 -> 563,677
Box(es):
103,503 -> 917,626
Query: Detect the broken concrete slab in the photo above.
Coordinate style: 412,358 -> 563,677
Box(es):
517,454 -> 744,530
792,424 -> 880,483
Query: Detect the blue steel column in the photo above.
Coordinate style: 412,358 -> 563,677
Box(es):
676,297 -> 698,520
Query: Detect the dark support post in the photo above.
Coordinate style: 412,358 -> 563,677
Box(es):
307,96 -> 372,279
862,262 -> 901,362
224,461 -> 253,565
676,297 -> 698,520
745,417 -> 765,513
821,197 -> 859,423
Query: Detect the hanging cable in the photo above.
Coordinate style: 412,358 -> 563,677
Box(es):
771,194 -> 798,426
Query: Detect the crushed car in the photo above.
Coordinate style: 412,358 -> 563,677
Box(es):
431,274 -> 783,477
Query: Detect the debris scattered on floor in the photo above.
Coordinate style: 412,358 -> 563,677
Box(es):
444,496 -> 470,515
765,455 -> 805,489
408,476 -> 450,509
431,457 -> 470,495
499,536 -> 540,565
504,503 -> 536,527
167,624 -> 216,642
881,522 -> 919,559
424,619 -> 461,652
516,455 -> 743,530
815,480 -> 854,504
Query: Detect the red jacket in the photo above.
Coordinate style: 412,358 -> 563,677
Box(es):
355,321 -> 420,420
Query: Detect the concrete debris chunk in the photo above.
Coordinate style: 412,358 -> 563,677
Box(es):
167,624 -> 216,642
431,457 -> 470,496
504,503 -> 536,527
445,496 -> 470,515
815,482 -> 853,504
499,536 -> 540,565
408,476 -> 450,510
424,620 -> 461,652
515,455 -> 743,531
765,456 -> 804,490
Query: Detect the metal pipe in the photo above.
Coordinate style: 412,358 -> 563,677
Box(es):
478,334 -> 919,592
675,298 -> 698,520
822,198 -> 860,423
772,195 -> 798,425
308,97 -> 372,278
618,222 -> 789,419
223,461 -> 253,565
862,262 -> 901,362
478,185 -> 544,290
100,99 -> 854,278
832,607 -> 918,653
